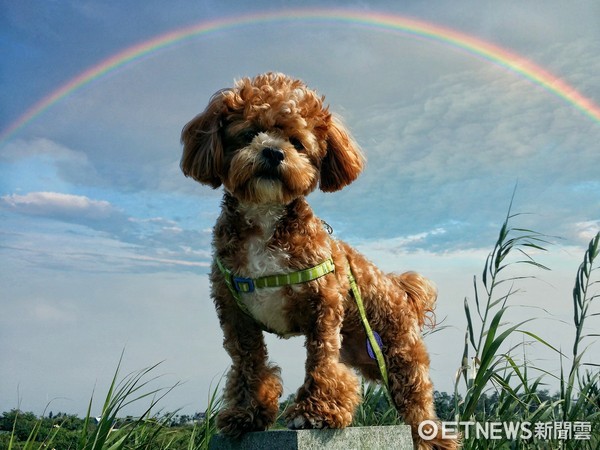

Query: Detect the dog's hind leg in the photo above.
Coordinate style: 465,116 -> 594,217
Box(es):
386,337 -> 459,450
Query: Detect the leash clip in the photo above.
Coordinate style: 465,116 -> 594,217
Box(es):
232,276 -> 255,293
321,220 -> 334,235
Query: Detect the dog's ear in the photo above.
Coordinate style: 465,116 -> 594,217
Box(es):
180,91 -> 228,188
319,116 -> 365,192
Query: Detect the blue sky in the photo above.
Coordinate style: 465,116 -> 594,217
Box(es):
1,0 -> 599,417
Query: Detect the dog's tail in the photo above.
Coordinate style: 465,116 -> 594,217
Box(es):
393,272 -> 437,329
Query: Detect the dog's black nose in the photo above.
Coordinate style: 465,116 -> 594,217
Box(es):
262,147 -> 285,166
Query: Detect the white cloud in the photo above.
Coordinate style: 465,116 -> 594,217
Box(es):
574,221 -> 600,242
0,191 -> 142,258
2,137 -> 83,162
356,227 -> 448,254
1,191 -> 117,220
0,138 -> 100,186
0,192 -> 214,273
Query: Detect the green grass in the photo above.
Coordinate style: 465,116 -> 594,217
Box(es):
2,205 -> 598,449
451,199 -> 600,449
1,354 -> 222,450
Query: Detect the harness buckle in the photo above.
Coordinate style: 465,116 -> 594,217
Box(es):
232,276 -> 255,293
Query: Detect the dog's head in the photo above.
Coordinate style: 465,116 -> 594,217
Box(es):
181,72 -> 364,204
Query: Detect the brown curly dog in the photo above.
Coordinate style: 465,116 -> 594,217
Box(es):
181,72 -> 459,449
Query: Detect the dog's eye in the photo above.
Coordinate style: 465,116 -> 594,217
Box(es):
241,130 -> 258,144
290,137 -> 305,152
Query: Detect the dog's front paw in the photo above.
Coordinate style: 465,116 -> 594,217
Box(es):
286,413 -> 325,430
217,406 -> 272,438
284,399 -> 353,430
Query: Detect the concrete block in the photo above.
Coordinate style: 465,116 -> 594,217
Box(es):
209,425 -> 414,450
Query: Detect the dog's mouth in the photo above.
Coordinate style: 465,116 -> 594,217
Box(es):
255,171 -> 281,181
255,166 -> 282,181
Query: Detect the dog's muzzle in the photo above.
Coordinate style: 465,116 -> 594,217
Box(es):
258,147 -> 285,179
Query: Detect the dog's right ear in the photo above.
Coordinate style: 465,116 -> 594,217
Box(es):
180,91 -> 228,188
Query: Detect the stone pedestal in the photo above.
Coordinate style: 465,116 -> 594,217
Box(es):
209,425 -> 413,450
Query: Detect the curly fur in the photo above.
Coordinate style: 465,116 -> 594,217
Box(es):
181,72 -> 459,449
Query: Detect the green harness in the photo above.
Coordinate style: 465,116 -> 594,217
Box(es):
215,256 -> 389,388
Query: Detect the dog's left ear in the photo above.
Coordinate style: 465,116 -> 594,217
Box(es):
319,116 -> 365,192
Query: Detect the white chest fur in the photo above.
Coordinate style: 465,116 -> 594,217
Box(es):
236,205 -> 296,336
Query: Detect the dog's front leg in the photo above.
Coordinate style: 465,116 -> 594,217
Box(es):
285,291 -> 360,429
214,292 -> 283,437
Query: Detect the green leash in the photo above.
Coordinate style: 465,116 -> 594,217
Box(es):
347,267 -> 389,389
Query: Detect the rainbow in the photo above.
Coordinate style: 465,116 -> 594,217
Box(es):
2,8 -> 600,144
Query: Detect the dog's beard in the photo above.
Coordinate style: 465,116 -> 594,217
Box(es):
244,177 -> 286,204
